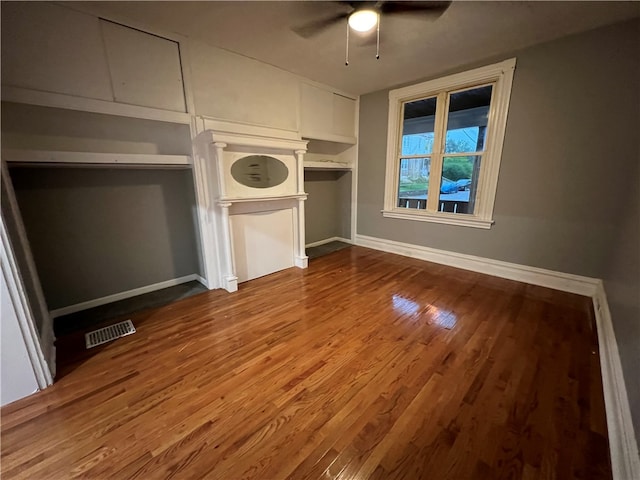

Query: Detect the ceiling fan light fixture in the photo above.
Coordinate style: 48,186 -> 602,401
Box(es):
348,10 -> 378,32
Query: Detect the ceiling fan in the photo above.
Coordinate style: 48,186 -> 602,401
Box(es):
293,1 -> 451,64
293,1 -> 451,38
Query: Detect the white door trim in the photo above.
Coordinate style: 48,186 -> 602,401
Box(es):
1,160 -> 55,381
0,217 -> 53,389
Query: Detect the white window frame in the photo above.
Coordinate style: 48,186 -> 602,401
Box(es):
383,58 -> 516,229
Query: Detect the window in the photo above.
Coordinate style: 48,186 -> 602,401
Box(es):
383,58 -> 516,229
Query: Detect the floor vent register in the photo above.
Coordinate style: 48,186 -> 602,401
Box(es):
85,320 -> 136,349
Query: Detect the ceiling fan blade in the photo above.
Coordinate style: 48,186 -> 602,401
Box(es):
380,1 -> 451,17
292,12 -> 350,38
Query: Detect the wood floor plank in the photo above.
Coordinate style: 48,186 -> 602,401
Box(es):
1,246 -> 612,479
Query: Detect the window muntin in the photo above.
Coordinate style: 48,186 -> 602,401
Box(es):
383,59 -> 516,229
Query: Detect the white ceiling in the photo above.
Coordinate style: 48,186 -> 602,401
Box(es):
69,1 -> 640,95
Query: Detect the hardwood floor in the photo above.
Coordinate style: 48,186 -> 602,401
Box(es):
1,246 -> 611,479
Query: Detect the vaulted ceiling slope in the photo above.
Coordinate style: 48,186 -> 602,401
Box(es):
67,1 -> 640,95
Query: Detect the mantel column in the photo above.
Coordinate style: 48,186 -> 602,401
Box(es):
218,201 -> 238,293
189,133 -> 219,290
294,149 -> 308,269
213,142 -> 228,198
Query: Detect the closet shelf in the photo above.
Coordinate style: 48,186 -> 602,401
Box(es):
2,149 -> 192,167
303,151 -> 353,171
304,160 -> 352,171
2,86 -> 192,125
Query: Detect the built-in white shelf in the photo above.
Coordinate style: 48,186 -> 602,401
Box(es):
303,152 -> 353,171
1,86 -> 192,125
304,160 -> 352,171
302,133 -> 356,145
2,149 -> 192,167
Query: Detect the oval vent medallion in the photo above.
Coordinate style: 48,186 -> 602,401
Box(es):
230,155 -> 289,189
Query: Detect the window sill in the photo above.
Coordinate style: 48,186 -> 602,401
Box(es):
381,209 -> 494,229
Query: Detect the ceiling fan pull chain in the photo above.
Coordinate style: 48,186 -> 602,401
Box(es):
376,15 -> 380,59
345,21 -> 350,66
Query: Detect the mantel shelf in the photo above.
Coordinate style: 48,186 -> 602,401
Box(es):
2,149 -> 192,167
217,194 -> 307,205
203,130 -> 308,152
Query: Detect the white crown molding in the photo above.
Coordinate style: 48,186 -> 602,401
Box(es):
49,274 -> 201,318
355,234 -> 599,296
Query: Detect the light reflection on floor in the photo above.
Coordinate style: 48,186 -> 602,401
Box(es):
391,294 -> 458,329
392,294 -> 420,315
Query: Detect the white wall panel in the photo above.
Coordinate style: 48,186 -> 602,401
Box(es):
300,83 -> 333,139
300,83 -> 357,141
0,2 -> 113,101
190,40 -> 299,131
333,94 -> 356,138
230,209 -> 294,283
101,21 -> 186,112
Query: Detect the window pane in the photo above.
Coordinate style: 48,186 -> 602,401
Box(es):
402,97 -> 437,155
438,155 -> 481,215
445,85 -> 493,154
398,157 -> 430,209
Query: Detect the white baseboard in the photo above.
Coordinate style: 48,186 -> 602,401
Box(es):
593,283 -> 640,480
355,233 -> 639,477
222,275 -> 238,293
49,274 -> 200,318
194,274 -> 210,290
294,256 -> 309,269
306,236 -> 353,248
355,234 -> 599,297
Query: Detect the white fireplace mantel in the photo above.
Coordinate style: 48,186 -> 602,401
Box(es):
192,126 -> 309,292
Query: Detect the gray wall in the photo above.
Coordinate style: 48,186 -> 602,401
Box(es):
1,102 -> 192,155
9,167 -> 200,310
357,19 -> 640,437
305,170 -> 351,244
